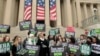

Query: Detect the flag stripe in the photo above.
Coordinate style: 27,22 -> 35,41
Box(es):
36,0 -> 45,20
50,0 -> 57,21
24,0 -> 32,20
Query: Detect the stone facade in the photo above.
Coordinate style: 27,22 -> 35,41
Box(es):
1,0 -> 100,38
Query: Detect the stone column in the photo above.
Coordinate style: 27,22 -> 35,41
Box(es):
90,4 -> 94,16
18,0 -> 24,22
97,4 -> 100,20
63,0 -> 67,27
0,0 -> 4,24
76,0 -> 82,27
32,0 -> 37,26
72,0 -> 77,27
66,0 -> 73,26
3,0 -> 13,25
56,0 -> 62,27
45,0 -> 50,37
45,0 -> 50,27
83,3 -> 88,19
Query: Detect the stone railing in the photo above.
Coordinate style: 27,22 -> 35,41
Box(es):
82,15 -> 100,28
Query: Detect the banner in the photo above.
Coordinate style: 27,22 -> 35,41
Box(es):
19,20 -> 32,31
36,0 -> 45,20
91,44 -> 100,54
50,0 -> 57,21
25,45 -> 40,56
68,44 -> 79,54
50,46 -> 66,56
0,25 -> 10,34
80,44 -> 91,55
24,0 -> 32,20
35,24 -> 45,31
0,42 -> 11,53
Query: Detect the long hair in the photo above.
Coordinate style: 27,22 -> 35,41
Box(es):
3,35 -> 10,42
92,36 -> 100,44
13,35 -> 19,43
69,37 -> 76,44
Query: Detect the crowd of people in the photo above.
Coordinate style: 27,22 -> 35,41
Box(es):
0,31 -> 100,56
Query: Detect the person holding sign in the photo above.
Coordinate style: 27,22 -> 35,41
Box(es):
67,37 -> 80,56
23,31 -> 38,48
37,32 -> 49,56
80,37 -> 92,56
48,35 -> 55,47
3,35 -> 11,56
12,36 -> 22,56
91,36 -> 100,56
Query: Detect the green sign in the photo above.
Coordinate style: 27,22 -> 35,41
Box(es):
80,44 -> 91,55
49,29 -> 56,36
54,52 -> 62,56
35,24 -> 45,31
29,29 -> 36,34
68,44 -> 79,54
19,20 -> 32,31
95,29 -> 100,34
26,45 -> 40,56
0,42 -> 11,53
50,46 -> 65,56
55,28 -> 60,34
17,48 -> 28,55
29,50 -> 36,54
0,25 -> 10,34
49,28 -> 60,36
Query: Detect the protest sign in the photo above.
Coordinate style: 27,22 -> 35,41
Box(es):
0,25 -> 10,34
29,29 -> 36,34
80,44 -> 91,55
49,28 -> 60,36
49,29 -> 56,36
50,46 -> 66,56
0,42 -> 11,53
55,28 -> 60,34
65,32 -> 75,37
91,44 -> 100,54
35,24 -> 45,31
62,42 -> 67,47
19,20 -> 32,31
25,45 -> 40,56
17,48 -> 28,56
68,44 -> 79,54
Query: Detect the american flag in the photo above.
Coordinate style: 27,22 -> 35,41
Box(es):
24,0 -> 32,20
50,0 -> 56,21
37,0 -> 45,20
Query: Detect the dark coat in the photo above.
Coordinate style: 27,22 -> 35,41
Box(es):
37,38 -> 49,56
